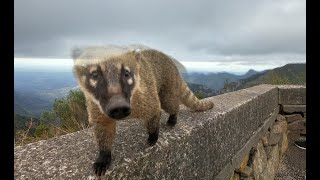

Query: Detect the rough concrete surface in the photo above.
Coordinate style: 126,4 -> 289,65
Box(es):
278,85 -> 306,105
282,105 -> 306,113
14,84 -> 280,179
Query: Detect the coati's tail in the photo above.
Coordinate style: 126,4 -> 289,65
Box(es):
179,81 -> 214,111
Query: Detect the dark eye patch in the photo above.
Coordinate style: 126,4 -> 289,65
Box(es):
91,71 -> 99,79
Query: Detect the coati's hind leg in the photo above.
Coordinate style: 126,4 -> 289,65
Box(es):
160,95 -> 180,127
167,114 -> 177,126
144,110 -> 161,146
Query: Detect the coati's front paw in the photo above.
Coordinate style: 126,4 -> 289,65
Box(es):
93,151 -> 111,176
147,129 -> 159,146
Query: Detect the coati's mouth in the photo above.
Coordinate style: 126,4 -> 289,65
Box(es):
104,95 -> 131,120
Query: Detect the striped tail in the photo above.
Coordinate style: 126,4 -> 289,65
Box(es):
179,81 -> 214,111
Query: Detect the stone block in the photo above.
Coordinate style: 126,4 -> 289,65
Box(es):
261,144 -> 279,180
252,141 -> 267,179
240,177 -> 254,180
284,114 -> 303,123
261,131 -> 270,147
278,85 -> 306,105
229,172 -> 240,180
282,105 -> 306,113
278,132 -> 288,157
236,154 -> 249,172
276,114 -> 286,122
238,166 -> 252,177
288,120 -> 305,132
271,121 -> 288,134
264,146 -> 273,160
268,132 -> 281,146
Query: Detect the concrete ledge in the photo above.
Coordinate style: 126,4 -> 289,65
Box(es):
14,85 -> 280,179
281,105 -> 306,113
278,85 -> 306,105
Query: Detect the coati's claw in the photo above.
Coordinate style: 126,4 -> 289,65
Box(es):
93,151 -> 111,176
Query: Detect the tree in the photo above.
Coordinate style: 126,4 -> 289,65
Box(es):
40,111 -> 59,126
52,90 -> 88,131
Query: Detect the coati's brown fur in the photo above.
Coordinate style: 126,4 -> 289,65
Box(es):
72,45 -> 214,176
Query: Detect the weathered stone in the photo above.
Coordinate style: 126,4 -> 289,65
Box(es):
230,172 -> 240,180
284,114 -> 303,123
264,146 -> 273,159
217,108 -> 279,180
278,85 -> 306,105
288,120 -> 306,132
237,166 -> 252,177
268,132 -> 281,145
261,144 -> 280,180
271,121 -> 288,134
261,132 -> 270,147
278,132 -> 288,157
240,177 -> 254,180
236,154 -> 249,172
252,141 -> 267,179
282,105 -> 306,113
276,114 -> 286,122
300,128 -> 306,135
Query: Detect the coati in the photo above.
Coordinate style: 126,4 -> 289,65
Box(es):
72,45 -> 214,176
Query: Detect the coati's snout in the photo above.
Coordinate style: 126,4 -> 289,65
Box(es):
105,95 -> 131,119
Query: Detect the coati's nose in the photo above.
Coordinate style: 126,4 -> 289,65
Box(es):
106,95 -> 131,119
108,106 -> 131,119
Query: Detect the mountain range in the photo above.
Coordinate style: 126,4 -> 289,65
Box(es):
220,63 -> 306,93
14,63 -> 305,118
182,69 -> 262,90
14,71 -> 78,117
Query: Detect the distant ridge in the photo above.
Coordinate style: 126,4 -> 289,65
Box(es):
182,69 -> 262,90
220,63 -> 306,93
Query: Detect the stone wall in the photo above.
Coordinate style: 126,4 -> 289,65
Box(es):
14,85 -> 306,180
228,85 -> 306,180
229,114 -> 288,180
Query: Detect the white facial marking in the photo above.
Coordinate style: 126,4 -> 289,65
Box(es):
124,66 -> 130,72
89,66 -> 97,74
86,93 -> 104,113
134,48 -> 141,53
127,78 -> 133,85
89,79 -> 97,87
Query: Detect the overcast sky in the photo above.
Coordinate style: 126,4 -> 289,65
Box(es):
14,0 -> 305,68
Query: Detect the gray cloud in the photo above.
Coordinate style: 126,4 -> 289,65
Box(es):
14,0 -> 305,63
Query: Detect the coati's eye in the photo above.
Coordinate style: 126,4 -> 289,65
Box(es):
124,70 -> 130,78
91,71 -> 99,79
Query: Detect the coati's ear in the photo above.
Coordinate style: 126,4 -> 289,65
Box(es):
73,64 -> 88,78
74,64 -> 83,72
71,47 -> 84,59
132,48 -> 142,61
